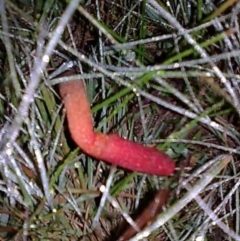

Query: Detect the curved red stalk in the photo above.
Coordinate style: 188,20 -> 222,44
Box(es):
59,79 -> 175,176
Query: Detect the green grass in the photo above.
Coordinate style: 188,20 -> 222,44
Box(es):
0,0 -> 240,240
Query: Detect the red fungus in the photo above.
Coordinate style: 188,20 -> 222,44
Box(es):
59,79 -> 175,176
117,189 -> 170,241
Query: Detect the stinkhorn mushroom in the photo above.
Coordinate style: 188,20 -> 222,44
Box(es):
59,76 -> 175,176
117,189 -> 170,241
